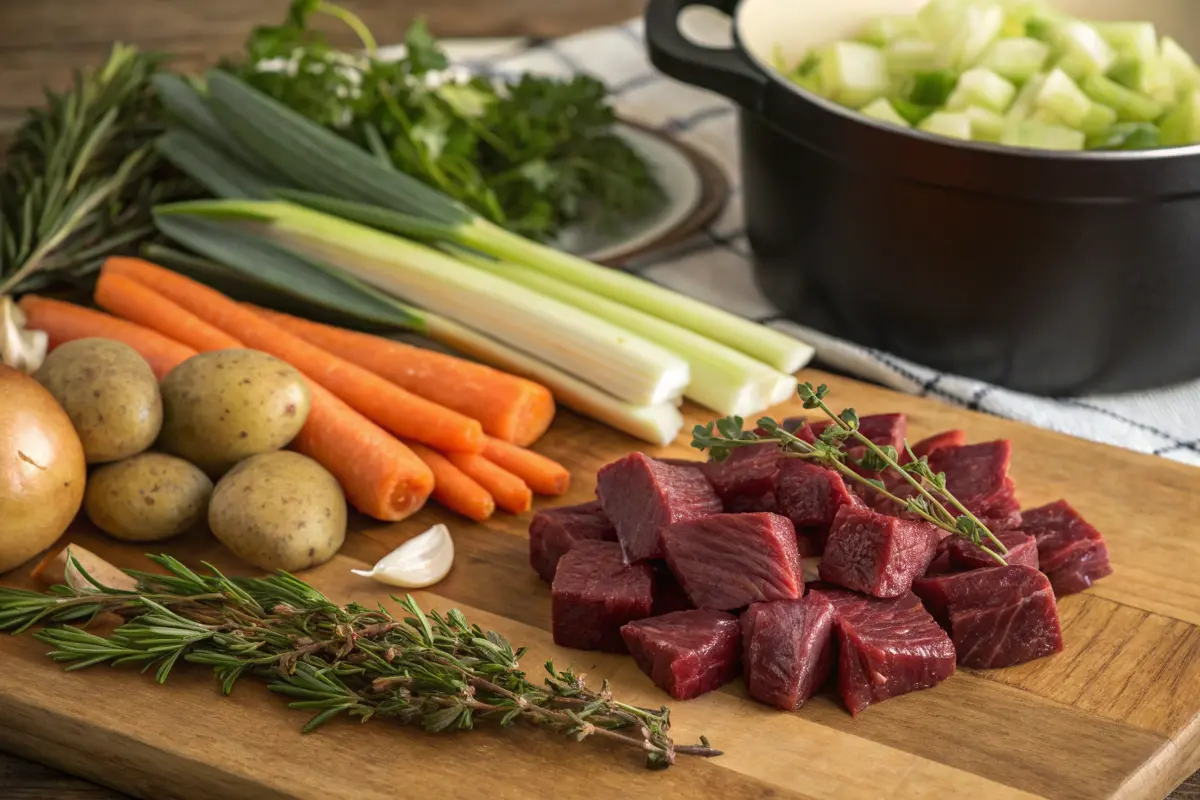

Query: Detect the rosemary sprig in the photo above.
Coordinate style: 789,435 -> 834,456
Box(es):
0,554 -> 719,769
692,383 -> 1008,564
0,44 -> 200,296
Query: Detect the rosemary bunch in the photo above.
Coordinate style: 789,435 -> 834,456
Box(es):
0,555 -> 719,769
692,383 -> 1009,563
0,44 -> 201,296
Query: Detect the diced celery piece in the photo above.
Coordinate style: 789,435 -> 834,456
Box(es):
886,38 -> 940,75
1093,22 -> 1158,64
1007,73 -> 1046,119
1161,37 -> 1200,93
892,98 -> 937,125
1159,91 -> 1200,145
919,111 -> 974,139
980,37 -> 1051,83
819,41 -> 890,108
947,67 -> 1017,112
946,4 -> 1005,68
1079,102 -> 1118,135
1056,21 -> 1118,78
1000,1 -> 1056,38
1035,68 -> 1092,127
859,15 -> 923,46
1107,58 -> 1142,90
965,105 -> 1006,141
1138,57 -> 1177,103
911,69 -> 960,106
1025,17 -> 1058,43
1001,118 -> 1086,149
860,97 -> 912,127
1087,121 -> 1161,149
1082,73 -> 1165,122
919,0 -> 974,41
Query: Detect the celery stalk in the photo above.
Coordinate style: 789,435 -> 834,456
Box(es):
1082,74 -> 1165,122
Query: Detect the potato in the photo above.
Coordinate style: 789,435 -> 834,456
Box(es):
35,338 -> 162,464
84,453 -> 213,542
158,349 -> 311,477
208,451 -> 346,572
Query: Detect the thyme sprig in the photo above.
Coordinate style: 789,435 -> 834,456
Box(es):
0,554 -> 719,769
692,383 -> 1008,564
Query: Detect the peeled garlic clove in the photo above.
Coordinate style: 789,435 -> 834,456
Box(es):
0,295 -> 48,374
351,524 -> 454,588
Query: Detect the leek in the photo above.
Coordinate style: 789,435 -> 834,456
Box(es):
453,251 -> 801,416
156,199 -> 691,407
188,71 -> 812,375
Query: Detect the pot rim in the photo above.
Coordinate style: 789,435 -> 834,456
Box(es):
732,1 -> 1200,163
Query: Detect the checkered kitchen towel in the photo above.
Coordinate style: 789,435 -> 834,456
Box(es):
418,19 -> 1200,467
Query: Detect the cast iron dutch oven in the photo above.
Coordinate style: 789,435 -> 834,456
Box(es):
645,0 -> 1200,396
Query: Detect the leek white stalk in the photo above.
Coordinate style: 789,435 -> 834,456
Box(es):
161,200 -> 691,407
423,313 -> 684,446
457,252 -> 801,416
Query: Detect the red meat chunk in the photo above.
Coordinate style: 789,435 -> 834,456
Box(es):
662,512 -> 803,610
900,429 -> 967,464
596,452 -> 723,563
818,505 -> 942,598
621,609 -> 742,700
701,443 -> 781,513
912,565 -> 1063,669
651,561 -> 696,616
948,530 -> 1038,571
551,541 -> 654,653
741,594 -> 836,710
810,585 -> 956,715
873,441 -> 1018,524
805,413 -> 908,450
774,461 -> 864,535
528,500 -> 617,583
1018,500 -> 1112,596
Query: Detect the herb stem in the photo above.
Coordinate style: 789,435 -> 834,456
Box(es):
318,2 -> 378,54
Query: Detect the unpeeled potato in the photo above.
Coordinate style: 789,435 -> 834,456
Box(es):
0,365 -> 86,573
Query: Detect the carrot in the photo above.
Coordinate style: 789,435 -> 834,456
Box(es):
18,295 -> 196,380
404,441 -> 496,522
95,271 -> 243,352
445,453 -> 532,515
25,292 -> 432,521
251,307 -> 557,446
482,436 -> 571,497
101,257 -> 485,454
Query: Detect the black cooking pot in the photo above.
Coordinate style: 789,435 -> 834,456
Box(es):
644,0 -> 1200,396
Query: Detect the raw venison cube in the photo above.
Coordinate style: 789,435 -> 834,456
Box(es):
662,513 -> 803,610
651,561 -> 696,616
528,500 -> 617,583
621,609 -> 741,700
912,565 -> 1063,669
805,413 -> 908,450
1018,500 -> 1112,596
596,452 -> 723,563
900,429 -> 966,464
878,441 -> 1017,521
742,594 -> 836,710
701,443 -> 781,513
948,530 -> 1038,571
551,541 -> 654,653
819,505 -> 942,598
810,585 -> 956,716
774,461 -> 863,534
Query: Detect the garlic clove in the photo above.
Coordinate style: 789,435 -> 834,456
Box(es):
0,295 -> 48,374
351,524 -> 454,588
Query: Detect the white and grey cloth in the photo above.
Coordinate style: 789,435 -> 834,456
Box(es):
425,20 -> 1200,467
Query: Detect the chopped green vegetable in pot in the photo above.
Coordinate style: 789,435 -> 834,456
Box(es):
776,0 -> 1200,150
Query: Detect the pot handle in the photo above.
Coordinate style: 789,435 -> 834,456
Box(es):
644,0 -> 767,110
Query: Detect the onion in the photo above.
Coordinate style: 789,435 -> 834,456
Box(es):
0,365 -> 86,574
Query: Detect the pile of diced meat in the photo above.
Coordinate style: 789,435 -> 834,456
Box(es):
529,414 -> 1112,715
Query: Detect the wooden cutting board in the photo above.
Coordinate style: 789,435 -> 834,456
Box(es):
2,369 -> 1198,800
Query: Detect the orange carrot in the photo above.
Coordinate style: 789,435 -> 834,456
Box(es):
445,453 -> 532,515
102,257 -> 485,454
482,436 -> 571,496
18,295 -> 196,380
25,292 -> 432,521
95,271 -> 243,352
404,441 -> 496,522
252,307 -> 557,447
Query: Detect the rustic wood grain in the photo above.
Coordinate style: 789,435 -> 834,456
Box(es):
2,370 -> 1200,799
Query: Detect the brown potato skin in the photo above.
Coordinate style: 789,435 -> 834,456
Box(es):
208,451 -> 346,572
158,349 -> 311,477
34,338 -> 162,465
0,365 -> 86,574
84,453 -> 213,542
